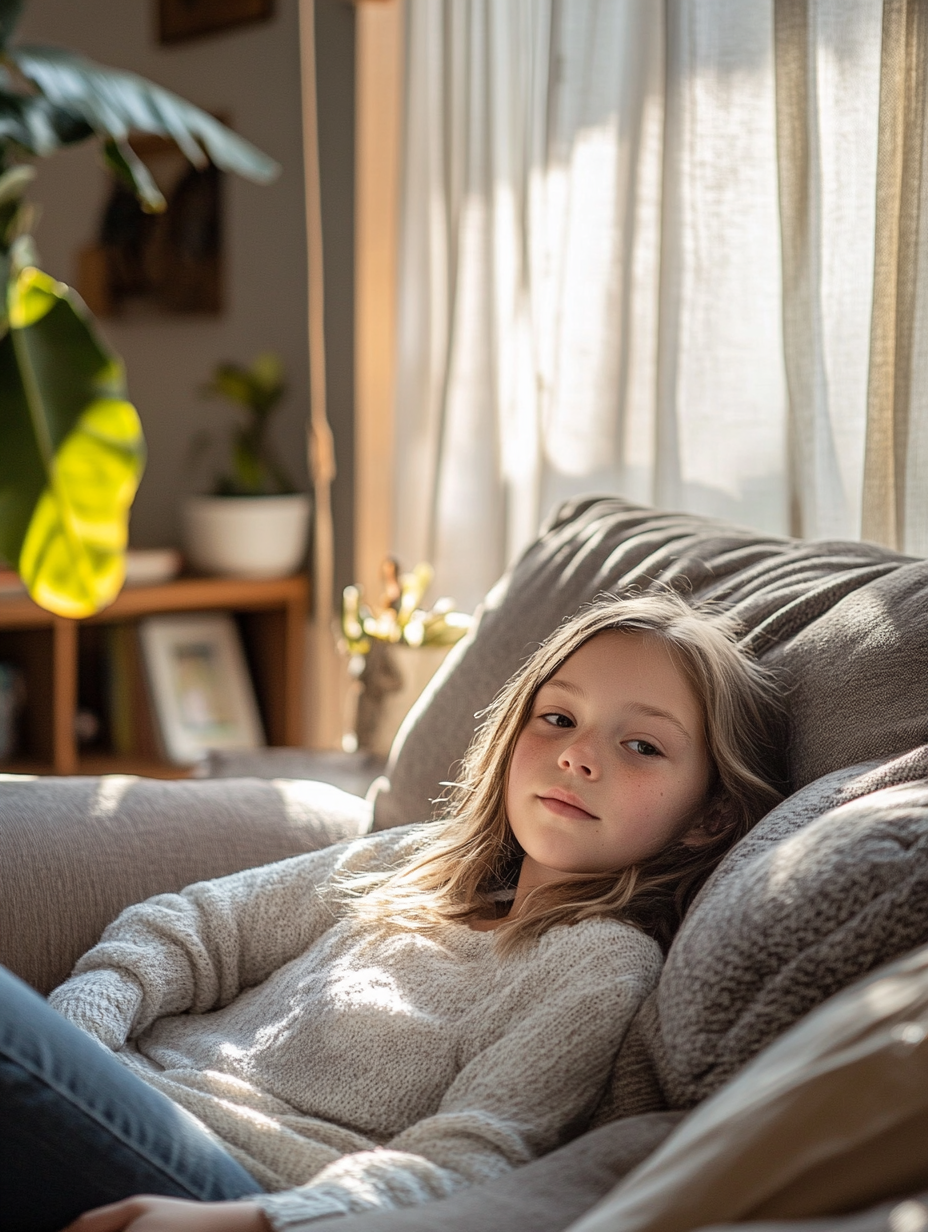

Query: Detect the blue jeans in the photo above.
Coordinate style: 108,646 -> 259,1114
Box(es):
0,966 -> 263,1232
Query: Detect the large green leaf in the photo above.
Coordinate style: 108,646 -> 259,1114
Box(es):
1,45 -> 278,209
0,266 -> 145,617
0,91 -> 94,157
0,0 -> 23,51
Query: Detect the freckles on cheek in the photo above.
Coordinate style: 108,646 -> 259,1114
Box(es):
634,792 -> 675,835
510,735 -> 541,785
505,737 -> 532,815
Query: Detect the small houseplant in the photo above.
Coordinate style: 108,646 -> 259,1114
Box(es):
183,353 -> 310,578
341,561 -> 471,756
0,0 -> 278,616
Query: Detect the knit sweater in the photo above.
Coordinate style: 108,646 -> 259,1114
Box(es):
49,825 -> 662,1229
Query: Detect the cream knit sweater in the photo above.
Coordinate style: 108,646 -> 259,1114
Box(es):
50,826 -> 662,1230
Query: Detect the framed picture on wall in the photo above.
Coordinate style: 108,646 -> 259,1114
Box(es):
139,613 -> 265,764
78,131 -> 223,319
158,0 -> 275,45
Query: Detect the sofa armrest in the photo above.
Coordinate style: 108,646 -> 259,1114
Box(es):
0,774 -> 371,994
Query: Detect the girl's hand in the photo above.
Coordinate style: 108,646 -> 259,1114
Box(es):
62,1197 -> 271,1232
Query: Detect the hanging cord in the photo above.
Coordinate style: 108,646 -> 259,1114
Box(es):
300,0 -> 343,749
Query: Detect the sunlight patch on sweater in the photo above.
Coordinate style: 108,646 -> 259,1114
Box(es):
325,961 -> 415,1016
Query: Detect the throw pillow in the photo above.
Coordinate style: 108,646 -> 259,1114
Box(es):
647,757 -> 928,1109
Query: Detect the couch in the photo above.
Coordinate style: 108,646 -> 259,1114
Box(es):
3,495 -> 928,1232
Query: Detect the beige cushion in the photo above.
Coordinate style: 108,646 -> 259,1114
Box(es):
0,774 -> 372,994
564,943 -> 928,1232
694,1194 -> 928,1232
373,496 -> 927,830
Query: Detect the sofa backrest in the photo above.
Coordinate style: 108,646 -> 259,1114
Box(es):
373,496 -> 928,829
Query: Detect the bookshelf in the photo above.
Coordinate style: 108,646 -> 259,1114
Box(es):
0,574 -> 309,778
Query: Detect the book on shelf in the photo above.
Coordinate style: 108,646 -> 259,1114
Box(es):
106,623 -> 161,760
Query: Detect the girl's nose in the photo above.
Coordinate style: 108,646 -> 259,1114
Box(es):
558,739 -> 600,779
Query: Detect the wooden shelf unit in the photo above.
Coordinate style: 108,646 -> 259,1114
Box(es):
0,574 -> 308,777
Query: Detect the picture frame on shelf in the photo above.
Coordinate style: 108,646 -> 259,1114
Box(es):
139,613 -> 265,765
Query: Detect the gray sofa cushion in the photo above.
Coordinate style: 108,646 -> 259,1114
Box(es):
298,1112 -> 683,1232
0,774 -> 372,994
760,562 -> 928,788
646,749 -> 928,1109
372,496 -> 928,829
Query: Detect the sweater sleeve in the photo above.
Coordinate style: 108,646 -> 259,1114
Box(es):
48,827 -> 421,1051
254,922 -> 663,1230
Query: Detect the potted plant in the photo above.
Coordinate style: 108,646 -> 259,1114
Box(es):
183,352 -> 310,578
341,560 -> 471,757
0,0 -> 278,617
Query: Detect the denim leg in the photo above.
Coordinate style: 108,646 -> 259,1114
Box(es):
0,966 -> 264,1232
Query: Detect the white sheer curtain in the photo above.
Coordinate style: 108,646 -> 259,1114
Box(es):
392,0 -> 898,613
775,0 -> 883,540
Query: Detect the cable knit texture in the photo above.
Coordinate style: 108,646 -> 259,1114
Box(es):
49,825 -> 662,1229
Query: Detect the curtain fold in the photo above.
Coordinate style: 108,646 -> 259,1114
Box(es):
862,0 -> 928,551
654,2 -> 787,532
775,0 -> 826,538
774,0 -> 883,543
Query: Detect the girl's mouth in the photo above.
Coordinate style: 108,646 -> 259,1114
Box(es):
539,791 -> 598,821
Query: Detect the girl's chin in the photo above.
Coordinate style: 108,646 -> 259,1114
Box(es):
523,848 -> 610,880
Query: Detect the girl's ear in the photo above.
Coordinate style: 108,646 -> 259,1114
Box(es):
681,789 -> 736,849
680,824 -> 716,850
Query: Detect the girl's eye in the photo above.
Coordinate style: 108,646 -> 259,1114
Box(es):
627,739 -> 662,757
542,712 -> 573,729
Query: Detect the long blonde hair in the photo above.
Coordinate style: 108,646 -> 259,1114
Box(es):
342,593 -> 788,952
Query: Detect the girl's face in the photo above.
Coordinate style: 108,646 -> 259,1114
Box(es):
505,631 -> 712,883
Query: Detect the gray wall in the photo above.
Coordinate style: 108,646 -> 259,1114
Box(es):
17,0 -> 355,593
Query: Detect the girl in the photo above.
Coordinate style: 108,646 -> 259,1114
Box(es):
1,594 -> 786,1232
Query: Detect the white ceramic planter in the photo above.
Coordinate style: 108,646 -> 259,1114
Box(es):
183,494 -> 311,579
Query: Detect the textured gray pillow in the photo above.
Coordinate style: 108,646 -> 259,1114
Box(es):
645,752 -> 928,1109
373,496 -> 925,830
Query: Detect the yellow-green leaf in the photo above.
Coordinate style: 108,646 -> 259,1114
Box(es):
8,263 -> 61,327
19,398 -> 144,616
0,265 -> 146,617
